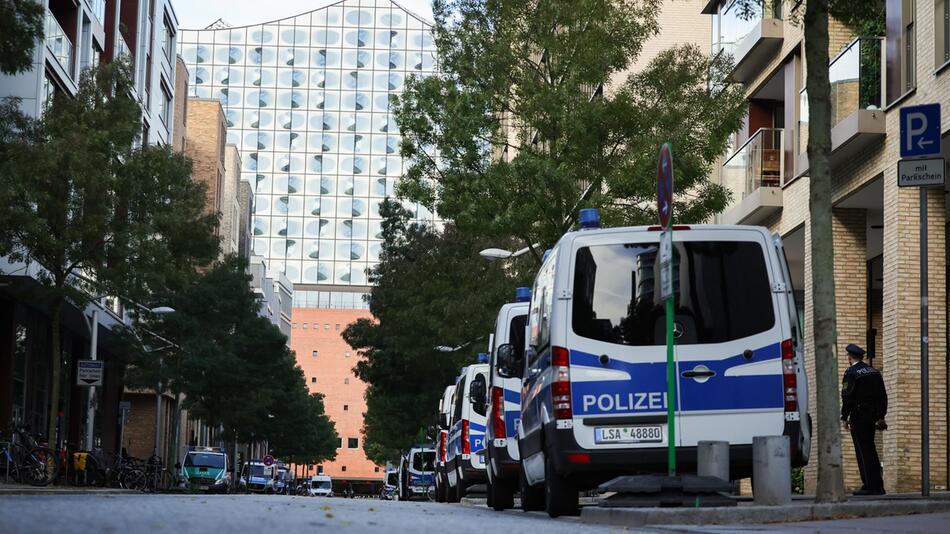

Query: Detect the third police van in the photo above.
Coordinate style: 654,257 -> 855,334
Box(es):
484,287 -> 530,511
444,359 -> 489,502
503,209 -> 810,517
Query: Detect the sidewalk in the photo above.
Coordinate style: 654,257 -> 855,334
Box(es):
580,492 -> 950,528
0,483 -> 135,496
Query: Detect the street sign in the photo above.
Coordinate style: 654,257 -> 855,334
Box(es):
77,360 -> 104,386
659,230 -> 673,300
263,455 -> 274,467
118,401 -> 130,424
900,103 -> 941,158
657,143 -> 673,228
898,158 -> 945,187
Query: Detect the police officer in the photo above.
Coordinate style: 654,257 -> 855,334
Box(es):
841,343 -> 888,496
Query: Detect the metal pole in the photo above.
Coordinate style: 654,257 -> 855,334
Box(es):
85,309 -> 99,451
920,186 -> 930,497
153,355 -> 163,458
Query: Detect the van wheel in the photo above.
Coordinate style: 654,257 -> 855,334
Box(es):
519,465 -> 544,512
447,481 -> 459,503
456,478 -> 468,500
544,456 -> 578,517
489,478 -> 515,511
486,480 -> 494,508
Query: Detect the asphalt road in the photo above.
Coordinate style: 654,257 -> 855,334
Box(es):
0,494 -> 948,533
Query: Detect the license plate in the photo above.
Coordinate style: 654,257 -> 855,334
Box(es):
199,485 -> 209,490
594,425 -> 663,444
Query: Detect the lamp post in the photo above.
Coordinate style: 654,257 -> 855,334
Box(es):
478,246 -> 534,261
127,304 -> 176,459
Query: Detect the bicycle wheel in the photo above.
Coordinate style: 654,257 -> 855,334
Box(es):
122,468 -> 146,490
22,447 -> 59,486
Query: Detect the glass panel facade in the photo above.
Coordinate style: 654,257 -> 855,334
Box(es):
180,0 -> 438,287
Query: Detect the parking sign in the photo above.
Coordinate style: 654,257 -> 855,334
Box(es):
900,103 -> 941,158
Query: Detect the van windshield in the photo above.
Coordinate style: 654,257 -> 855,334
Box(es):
572,241 -> 775,346
387,473 -> 398,485
509,314 -> 527,357
185,453 -> 225,469
412,451 -> 435,472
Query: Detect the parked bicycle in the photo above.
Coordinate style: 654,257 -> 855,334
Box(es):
142,453 -> 173,492
0,424 -> 59,486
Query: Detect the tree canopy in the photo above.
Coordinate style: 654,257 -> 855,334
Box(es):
0,0 -> 44,75
343,201 -> 530,464
395,0 -> 746,259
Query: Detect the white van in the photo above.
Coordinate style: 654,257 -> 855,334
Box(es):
309,474 -> 333,497
444,362 -> 489,502
435,384 -> 456,502
513,212 -> 810,517
484,290 -> 530,511
399,445 -> 436,500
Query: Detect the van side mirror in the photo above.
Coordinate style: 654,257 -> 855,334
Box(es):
469,375 -> 486,409
496,343 -> 523,379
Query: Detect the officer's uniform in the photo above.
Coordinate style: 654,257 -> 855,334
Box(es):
841,343 -> 888,494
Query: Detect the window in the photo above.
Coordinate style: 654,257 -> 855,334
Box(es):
325,323 -> 330,330
528,248 -> 558,357
312,350 -> 318,358
903,0 -> 916,90
292,322 -> 297,329
341,466 -> 347,472
345,351 -> 351,358
336,438 -> 342,448
159,87 -> 172,125
311,377 -> 317,383
161,18 -> 174,61
344,378 -> 349,384
453,376 -> 466,421
343,404 -> 349,411
374,467 -> 380,473
302,323 -> 308,329
317,465 -> 324,474
412,451 -> 435,471
571,241 -> 775,346
335,323 -> 341,330
937,0 -> 950,65
348,438 -> 359,448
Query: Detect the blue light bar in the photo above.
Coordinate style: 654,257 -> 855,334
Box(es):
515,287 -> 531,302
579,208 -> 601,229
476,353 -> 489,364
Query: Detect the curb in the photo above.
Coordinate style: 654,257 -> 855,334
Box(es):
579,499 -> 950,527
0,488 -> 137,496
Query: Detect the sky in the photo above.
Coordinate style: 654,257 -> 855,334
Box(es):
173,0 -> 435,29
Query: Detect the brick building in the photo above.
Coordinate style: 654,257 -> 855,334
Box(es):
185,98 -> 227,243
289,308 -> 382,489
703,0 -> 950,493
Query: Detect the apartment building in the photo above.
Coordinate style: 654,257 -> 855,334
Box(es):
705,0 -> 950,493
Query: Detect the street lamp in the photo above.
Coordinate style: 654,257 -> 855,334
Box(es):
479,245 -> 535,262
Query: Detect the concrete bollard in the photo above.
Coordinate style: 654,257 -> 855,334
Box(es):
697,440 -> 730,482
752,435 -> 791,506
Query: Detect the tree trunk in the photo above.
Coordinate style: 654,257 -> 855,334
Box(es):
804,0 -> 846,503
46,298 -> 63,449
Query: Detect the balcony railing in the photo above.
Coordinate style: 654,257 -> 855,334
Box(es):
115,34 -> 131,59
798,37 -> 884,154
713,0 -> 783,59
45,10 -> 73,72
87,0 -> 106,25
723,128 -> 784,200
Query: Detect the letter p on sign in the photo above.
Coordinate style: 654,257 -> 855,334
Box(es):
900,103 -> 941,158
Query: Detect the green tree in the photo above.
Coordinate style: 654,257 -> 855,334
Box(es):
395,0 -> 746,259
343,200 -> 529,463
0,0 -> 44,75
732,0 -> 885,502
124,256 -> 338,463
0,61 -> 218,443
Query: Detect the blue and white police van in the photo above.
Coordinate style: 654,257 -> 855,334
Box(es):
509,209 -> 810,517
435,384 -> 456,502
484,288 -> 530,511
398,444 -> 436,501
444,360 -> 489,502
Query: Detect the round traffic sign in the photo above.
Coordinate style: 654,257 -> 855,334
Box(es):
263,455 -> 274,466
657,143 -> 674,228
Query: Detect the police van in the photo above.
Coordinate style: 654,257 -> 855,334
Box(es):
398,444 -> 436,500
434,384 -> 456,502
181,446 -> 231,493
505,209 -> 810,517
484,288 -> 530,511
444,360 -> 489,502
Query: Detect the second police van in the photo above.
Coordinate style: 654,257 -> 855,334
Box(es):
484,288 -> 530,511
434,384 -> 456,502
444,360 -> 489,501
500,209 -> 810,517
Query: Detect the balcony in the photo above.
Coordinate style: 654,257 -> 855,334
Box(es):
707,0 -> 784,83
719,128 -> 784,225
45,9 -> 73,73
115,35 -> 132,60
796,38 -> 885,177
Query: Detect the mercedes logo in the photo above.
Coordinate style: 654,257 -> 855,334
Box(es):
672,321 -> 685,339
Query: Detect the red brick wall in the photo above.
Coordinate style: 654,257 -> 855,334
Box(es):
290,308 -> 382,481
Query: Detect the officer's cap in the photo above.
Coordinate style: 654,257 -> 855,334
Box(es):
845,343 -> 866,357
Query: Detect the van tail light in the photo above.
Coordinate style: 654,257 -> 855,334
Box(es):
439,431 -> 447,462
782,339 -> 798,412
551,346 -> 572,420
648,225 -> 691,231
462,420 -> 471,455
491,386 -> 506,438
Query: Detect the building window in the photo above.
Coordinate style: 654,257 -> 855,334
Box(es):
938,0 -> 950,65
348,438 -> 358,448
903,0 -> 916,90
336,438 -> 342,448
311,377 -> 317,383
161,18 -> 174,62
374,467 -> 380,473
344,378 -> 349,384
159,86 -> 172,126
312,350 -> 318,357
302,323 -> 308,329
335,323 -> 341,330
341,466 -> 347,472
325,323 -> 330,330
292,322 -> 297,329
345,351 -> 351,358
343,404 -> 349,411
317,465 -> 324,474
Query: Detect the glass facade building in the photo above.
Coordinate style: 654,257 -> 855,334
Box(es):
179,0 -> 437,290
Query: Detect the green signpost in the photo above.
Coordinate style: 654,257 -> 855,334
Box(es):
656,143 -> 676,476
